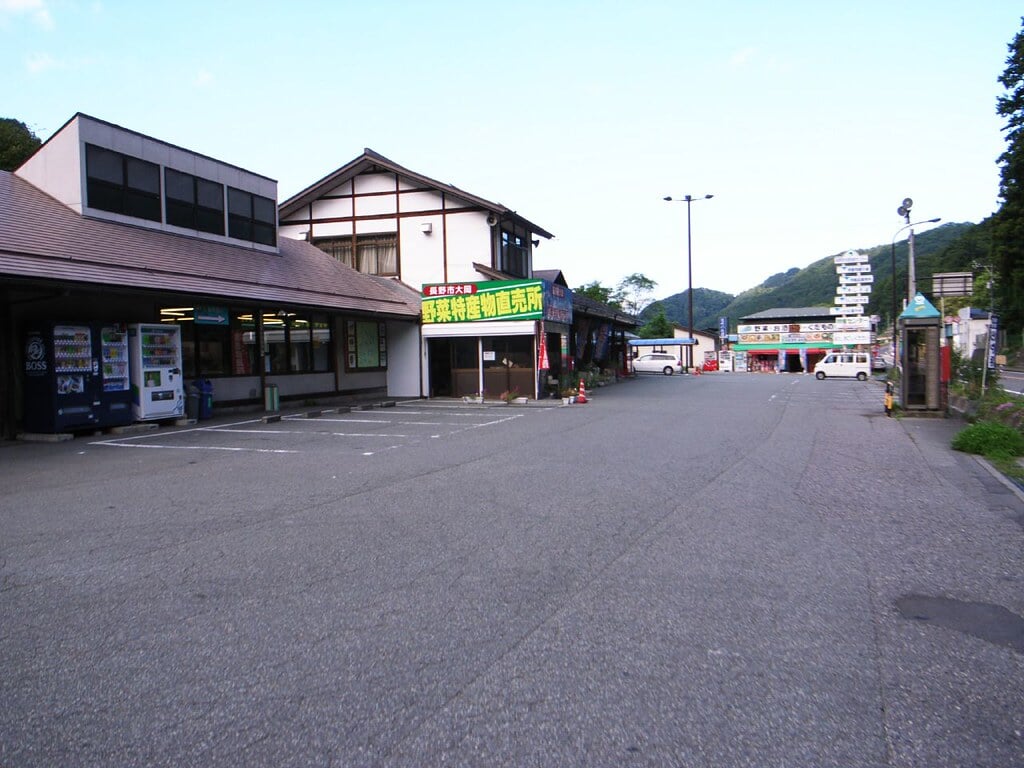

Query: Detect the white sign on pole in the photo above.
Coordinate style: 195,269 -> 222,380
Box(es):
830,305 -> 864,315
837,284 -> 872,295
834,250 -> 869,265
834,295 -> 868,305
836,264 -> 872,274
839,274 -> 874,284
834,316 -> 872,329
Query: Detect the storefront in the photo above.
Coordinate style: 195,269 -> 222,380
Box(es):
421,278 -> 573,399
0,113 -> 421,437
733,309 -> 845,373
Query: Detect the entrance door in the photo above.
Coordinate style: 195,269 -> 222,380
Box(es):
427,339 -> 453,397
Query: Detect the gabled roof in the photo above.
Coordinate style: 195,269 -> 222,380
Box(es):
0,171 -> 420,318
533,269 -> 569,287
279,148 -> 554,240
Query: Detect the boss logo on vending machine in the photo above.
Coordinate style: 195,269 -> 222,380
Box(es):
24,334 -> 47,375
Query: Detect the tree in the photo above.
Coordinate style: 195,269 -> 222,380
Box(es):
573,281 -> 621,309
994,18 -> 1024,336
638,305 -> 675,338
614,273 -> 657,316
0,118 -> 41,171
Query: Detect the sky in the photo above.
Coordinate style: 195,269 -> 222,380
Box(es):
2,1 -> 1021,299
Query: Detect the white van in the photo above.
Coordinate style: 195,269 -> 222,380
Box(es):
814,351 -> 870,381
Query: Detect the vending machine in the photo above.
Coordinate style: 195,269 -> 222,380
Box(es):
129,323 -> 184,420
22,322 -> 135,433
98,323 -> 132,426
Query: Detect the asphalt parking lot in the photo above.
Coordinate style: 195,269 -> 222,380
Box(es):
3,375 -> 1023,768
82,400 -> 557,457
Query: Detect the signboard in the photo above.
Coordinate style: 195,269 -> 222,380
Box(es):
833,331 -> 873,344
836,264 -> 871,274
834,316 -> 872,330
195,306 -> 229,325
988,313 -> 999,369
737,322 -> 833,334
837,284 -> 871,295
834,295 -> 867,305
830,305 -> 864,315
932,272 -> 973,297
719,316 -> 728,341
542,281 -> 573,324
839,274 -> 874,284
834,250 -> 869,265
422,279 -> 544,323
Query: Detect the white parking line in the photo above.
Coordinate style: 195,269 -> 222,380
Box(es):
94,442 -> 299,454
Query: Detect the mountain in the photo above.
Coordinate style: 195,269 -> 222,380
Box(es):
642,221 -> 986,331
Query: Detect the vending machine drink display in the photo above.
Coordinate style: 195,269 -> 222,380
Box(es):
98,323 -> 132,426
129,323 -> 185,420
22,322 -> 134,433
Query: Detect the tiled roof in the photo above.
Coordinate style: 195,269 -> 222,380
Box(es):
0,171 -> 420,318
739,307 -> 834,321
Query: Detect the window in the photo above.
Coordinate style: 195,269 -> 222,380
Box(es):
228,187 -> 276,246
262,311 -> 332,374
345,320 -> 386,370
165,169 -> 225,235
500,230 -> 529,278
313,234 -> 397,276
85,144 -> 161,222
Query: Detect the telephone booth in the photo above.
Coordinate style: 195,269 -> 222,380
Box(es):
899,293 -> 942,412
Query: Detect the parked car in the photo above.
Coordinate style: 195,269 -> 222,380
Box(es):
631,352 -> 683,375
814,351 -> 870,380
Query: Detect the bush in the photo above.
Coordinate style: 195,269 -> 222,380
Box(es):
951,421 -> 1024,459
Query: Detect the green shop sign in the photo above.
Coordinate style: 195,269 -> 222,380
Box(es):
421,280 -> 544,323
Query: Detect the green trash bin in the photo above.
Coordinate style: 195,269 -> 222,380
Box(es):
264,383 -> 279,412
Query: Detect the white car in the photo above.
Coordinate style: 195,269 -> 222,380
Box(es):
631,353 -> 683,375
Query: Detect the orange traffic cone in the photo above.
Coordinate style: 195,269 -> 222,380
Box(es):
577,379 -> 588,404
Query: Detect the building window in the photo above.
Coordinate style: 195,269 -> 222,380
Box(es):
313,234 -> 397,276
165,169 -> 225,235
500,230 -> 529,278
345,320 -> 386,370
85,144 -> 161,222
228,187 -> 277,246
262,310 -> 332,373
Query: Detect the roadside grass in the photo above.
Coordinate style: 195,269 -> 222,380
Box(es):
951,388 -> 1024,485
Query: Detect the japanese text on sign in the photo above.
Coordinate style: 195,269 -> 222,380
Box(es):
422,280 -> 544,323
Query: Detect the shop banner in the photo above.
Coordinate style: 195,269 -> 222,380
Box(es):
422,280 -> 544,323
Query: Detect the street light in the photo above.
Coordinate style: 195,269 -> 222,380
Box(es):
664,194 -> 713,372
890,198 -> 940,366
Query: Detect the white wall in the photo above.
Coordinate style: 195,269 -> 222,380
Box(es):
15,117 -> 83,212
387,320 -> 421,398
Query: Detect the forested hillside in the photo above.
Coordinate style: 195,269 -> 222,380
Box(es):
643,221 -> 988,331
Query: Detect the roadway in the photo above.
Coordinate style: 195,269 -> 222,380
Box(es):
1,374 -> 1022,767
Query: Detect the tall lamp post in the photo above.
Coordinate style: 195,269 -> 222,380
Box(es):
664,194 -> 713,372
891,197 -> 940,364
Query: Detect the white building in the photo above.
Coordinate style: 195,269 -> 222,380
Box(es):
279,150 -> 563,400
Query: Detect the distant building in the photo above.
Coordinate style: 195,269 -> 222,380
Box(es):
734,307 -> 839,373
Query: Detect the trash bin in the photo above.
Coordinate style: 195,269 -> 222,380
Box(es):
264,383 -> 279,412
198,379 -> 214,420
186,384 -> 200,421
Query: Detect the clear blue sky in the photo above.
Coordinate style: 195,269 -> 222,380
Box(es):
2,1 -> 1020,298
